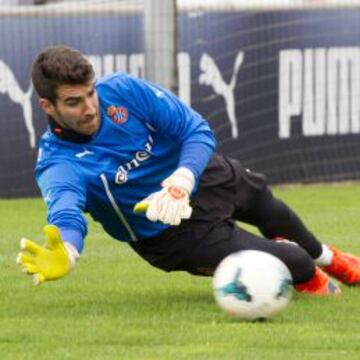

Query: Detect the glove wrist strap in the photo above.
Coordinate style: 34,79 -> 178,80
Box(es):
64,242 -> 80,269
169,167 -> 195,195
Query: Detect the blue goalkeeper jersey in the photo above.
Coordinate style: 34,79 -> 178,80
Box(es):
35,72 -> 216,252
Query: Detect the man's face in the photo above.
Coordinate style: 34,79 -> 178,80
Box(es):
39,81 -> 100,136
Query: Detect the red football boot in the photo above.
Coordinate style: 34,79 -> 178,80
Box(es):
295,267 -> 341,295
323,246 -> 360,285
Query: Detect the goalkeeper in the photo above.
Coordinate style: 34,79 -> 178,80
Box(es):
18,45 -> 360,295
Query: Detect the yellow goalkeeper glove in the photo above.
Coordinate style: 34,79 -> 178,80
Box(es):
16,225 -> 79,286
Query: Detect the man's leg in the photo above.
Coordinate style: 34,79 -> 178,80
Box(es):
235,186 -> 323,259
178,221 -> 314,283
182,154 -> 342,292
235,181 -> 360,286
177,220 -> 339,295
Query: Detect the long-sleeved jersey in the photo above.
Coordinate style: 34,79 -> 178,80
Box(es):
35,73 -> 216,252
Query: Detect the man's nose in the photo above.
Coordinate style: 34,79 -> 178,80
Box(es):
83,98 -> 96,115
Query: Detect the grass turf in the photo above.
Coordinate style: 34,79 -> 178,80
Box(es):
1,183 -> 360,359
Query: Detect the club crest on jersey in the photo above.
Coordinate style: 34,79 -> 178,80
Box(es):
107,105 -> 128,124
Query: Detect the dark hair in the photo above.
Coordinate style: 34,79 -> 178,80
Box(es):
31,45 -> 95,103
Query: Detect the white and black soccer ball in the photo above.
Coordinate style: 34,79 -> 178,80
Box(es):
213,250 -> 293,321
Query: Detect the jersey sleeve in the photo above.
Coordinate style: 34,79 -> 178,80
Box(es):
36,161 -> 87,253
110,74 -> 217,182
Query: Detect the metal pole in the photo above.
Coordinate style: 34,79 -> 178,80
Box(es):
144,0 -> 178,94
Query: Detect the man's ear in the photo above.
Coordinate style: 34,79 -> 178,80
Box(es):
39,98 -> 56,117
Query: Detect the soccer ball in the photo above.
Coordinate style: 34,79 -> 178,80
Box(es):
213,250 -> 293,320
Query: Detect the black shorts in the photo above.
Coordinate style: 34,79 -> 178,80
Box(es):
130,153 -> 315,284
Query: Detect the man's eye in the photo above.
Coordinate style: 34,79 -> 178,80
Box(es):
66,101 -> 79,106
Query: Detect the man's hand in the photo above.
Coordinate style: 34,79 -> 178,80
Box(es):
134,167 -> 195,226
17,225 -> 79,286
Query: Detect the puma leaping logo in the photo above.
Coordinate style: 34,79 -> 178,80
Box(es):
199,51 -> 244,139
75,148 -> 94,158
0,60 -> 35,148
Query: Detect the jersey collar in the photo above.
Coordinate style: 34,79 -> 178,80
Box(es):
48,116 -> 93,143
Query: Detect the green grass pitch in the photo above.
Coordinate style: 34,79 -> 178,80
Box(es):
1,183 -> 360,359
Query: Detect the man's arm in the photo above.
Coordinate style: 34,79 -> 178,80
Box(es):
37,161 -> 88,252
17,161 -> 87,285
132,76 -> 216,180
122,75 -> 216,225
